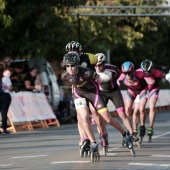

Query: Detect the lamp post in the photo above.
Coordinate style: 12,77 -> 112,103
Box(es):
77,13 -> 81,42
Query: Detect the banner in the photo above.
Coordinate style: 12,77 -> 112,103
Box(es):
9,92 -> 56,122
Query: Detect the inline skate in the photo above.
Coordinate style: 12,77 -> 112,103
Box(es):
99,133 -> 109,156
79,139 -> 91,157
122,131 -> 136,157
147,127 -> 154,143
139,125 -> 146,145
132,129 -> 141,148
90,142 -> 100,162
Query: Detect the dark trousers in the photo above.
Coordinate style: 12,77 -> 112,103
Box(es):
0,92 -> 11,130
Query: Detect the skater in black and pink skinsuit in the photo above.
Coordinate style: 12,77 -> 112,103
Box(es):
140,59 -> 163,139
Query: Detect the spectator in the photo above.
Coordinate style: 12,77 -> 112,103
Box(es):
10,64 -> 24,92
0,65 -> 12,134
2,57 -> 12,68
3,68 -> 13,94
23,66 -> 42,92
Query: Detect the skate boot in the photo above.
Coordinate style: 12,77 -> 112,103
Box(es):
139,125 -> 146,145
90,142 -> 100,162
147,127 -> 154,143
99,133 -> 109,156
79,139 -> 90,157
122,131 -> 136,157
122,131 -> 133,149
132,129 -> 140,148
79,138 -> 84,147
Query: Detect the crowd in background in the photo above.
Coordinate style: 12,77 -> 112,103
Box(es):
0,57 -> 44,134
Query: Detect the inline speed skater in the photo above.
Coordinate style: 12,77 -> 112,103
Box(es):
140,59 -> 163,143
94,53 -> 139,150
62,52 -> 100,162
118,61 -> 148,147
65,41 -> 109,154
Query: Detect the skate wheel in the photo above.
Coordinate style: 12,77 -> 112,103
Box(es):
91,152 -> 100,162
139,136 -> 144,145
80,149 -> 84,157
148,136 -> 152,143
122,139 -> 125,146
91,153 -> 95,162
130,148 -> 136,157
95,152 -> 100,162
98,153 -> 100,161
103,146 -> 108,156
85,150 -> 90,157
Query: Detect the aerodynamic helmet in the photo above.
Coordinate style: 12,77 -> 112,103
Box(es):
141,59 -> 153,72
63,52 -> 80,65
95,53 -> 106,65
65,41 -> 82,52
121,61 -> 134,73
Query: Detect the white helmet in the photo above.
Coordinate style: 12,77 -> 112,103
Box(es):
95,53 -> 106,65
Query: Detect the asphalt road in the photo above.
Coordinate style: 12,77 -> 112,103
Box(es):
0,111 -> 170,170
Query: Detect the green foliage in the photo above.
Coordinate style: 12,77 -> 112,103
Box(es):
0,0 -> 169,72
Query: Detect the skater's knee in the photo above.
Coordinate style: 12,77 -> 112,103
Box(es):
104,117 -> 111,124
139,106 -> 145,113
117,112 -> 127,119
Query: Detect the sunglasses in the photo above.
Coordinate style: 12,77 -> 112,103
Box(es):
65,64 -> 76,68
95,63 -> 104,68
124,71 -> 132,75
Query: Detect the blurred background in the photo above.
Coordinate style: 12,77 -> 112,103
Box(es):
1,0 -> 170,124
1,0 -> 170,73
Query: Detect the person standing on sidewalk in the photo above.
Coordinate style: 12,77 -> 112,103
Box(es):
0,65 -> 12,134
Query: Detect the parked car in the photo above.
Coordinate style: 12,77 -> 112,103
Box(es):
10,57 -> 61,111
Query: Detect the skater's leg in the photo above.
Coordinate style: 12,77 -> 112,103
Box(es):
98,110 -> 125,135
139,98 -> 147,127
89,103 -> 106,134
148,95 -> 158,129
122,98 -> 139,139
89,103 -> 108,147
133,95 -> 140,130
124,98 -> 133,121
77,108 -> 96,143
133,103 -> 140,130
147,94 -> 158,136
77,114 -> 88,145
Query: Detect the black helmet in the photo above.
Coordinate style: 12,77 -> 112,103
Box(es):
63,52 -> 80,65
65,41 -> 82,52
141,59 -> 153,72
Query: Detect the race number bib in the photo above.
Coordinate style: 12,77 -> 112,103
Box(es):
74,98 -> 87,109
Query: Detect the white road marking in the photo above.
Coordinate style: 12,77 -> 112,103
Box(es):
128,163 -> 170,167
142,131 -> 170,142
107,153 -> 117,156
108,147 -> 119,151
152,132 -> 170,139
0,164 -> 12,167
50,161 -> 91,164
152,155 -> 170,158
128,163 -> 155,166
12,155 -> 48,159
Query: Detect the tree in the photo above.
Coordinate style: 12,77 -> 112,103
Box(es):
0,0 -> 170,71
